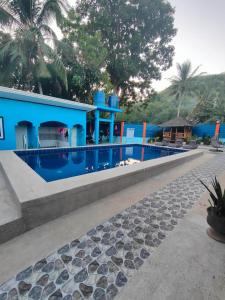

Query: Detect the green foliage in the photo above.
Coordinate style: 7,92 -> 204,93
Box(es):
202,135 -> 211,145
193,76 -> 225,123
120,73 -> 225,125
185,135 -> 201,144
48,10 -> 112,102
0,0 -> 68,92
169,60 -> 203,117
76,0 -> 176,104
200,177 -> 225,217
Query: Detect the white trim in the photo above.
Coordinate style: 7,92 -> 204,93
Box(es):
0,86 -> 96,112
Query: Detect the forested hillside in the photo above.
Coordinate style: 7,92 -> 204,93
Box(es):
116,73 -> 225,124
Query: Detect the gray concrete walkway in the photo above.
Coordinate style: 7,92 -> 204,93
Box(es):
0,152 -> 212,284
0,167 -> 21,226
1,151 -> 225,300
0,166 -> 24,243
118,179 -> 225,300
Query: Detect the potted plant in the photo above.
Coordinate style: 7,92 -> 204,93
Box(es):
200,177 -> 225,236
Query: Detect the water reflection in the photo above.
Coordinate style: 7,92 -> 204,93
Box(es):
17,145 -> 183,182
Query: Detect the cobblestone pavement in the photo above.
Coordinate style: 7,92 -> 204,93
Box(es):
1,153 -> 225,300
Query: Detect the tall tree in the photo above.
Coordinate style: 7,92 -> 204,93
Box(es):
76,0 -> 176,104
0,0 -> 68,93
53,10 -> 111,103
193,84 -> 225,123
170,60 -> 202,117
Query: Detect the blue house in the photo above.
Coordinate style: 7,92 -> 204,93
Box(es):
0,87 -> 122,150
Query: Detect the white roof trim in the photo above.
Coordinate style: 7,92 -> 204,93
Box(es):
0,86 -> 96,112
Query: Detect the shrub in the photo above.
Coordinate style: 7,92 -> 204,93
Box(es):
155,131 -> 163,142
185,135 -> 201,144
147,138 -> 154,144
202,135 -> 211,145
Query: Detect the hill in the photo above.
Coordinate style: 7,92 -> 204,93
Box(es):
116,73 -> 225,124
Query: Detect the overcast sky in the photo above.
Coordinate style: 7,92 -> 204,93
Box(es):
153,0 -> 225,90
67,0 -> 225,91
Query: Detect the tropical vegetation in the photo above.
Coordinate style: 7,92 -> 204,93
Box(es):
169,60 -> 202,117
117,73 -> 225,124
0,0 -> 176,103
0,0 -> 69,93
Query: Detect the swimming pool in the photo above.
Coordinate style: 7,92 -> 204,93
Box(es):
15,144 -> 185,182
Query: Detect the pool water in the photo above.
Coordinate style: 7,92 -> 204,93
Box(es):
16,144 -> 185,182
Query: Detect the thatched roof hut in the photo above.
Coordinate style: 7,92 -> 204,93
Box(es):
159,117 -> 193,141
160,117 -> 193,128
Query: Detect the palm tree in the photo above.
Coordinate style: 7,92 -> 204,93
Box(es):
170,60 -> 203,117
0,0 -> 69,93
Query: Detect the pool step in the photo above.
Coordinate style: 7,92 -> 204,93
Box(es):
0,166 -> 25,244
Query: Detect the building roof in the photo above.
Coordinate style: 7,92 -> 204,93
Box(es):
159,117 -> 193,128
0,86 -> 96,112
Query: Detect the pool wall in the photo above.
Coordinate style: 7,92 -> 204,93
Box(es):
0,145 -> 203,235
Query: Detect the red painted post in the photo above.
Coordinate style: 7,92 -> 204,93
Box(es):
215,120 -> 220,138
142,121 -> 147,144
120,121 -> 124,144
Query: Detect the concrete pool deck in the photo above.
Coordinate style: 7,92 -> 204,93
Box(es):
117,179 -> 225,300
0,150 -> 225,300
0,146 -> 202,237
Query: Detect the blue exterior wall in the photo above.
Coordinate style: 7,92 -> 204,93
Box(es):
193,123 -> 225,138
0,98 -> 87,150
119,122 -> 225,143
123,123 -> 160,140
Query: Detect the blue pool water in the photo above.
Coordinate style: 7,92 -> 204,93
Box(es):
16,144 -> 185,182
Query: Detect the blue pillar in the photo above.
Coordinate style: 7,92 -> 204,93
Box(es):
109,112 -> 115,144
94,149 -> 99,170
68,127 -> 72,147
109,148 -> 113,167
81,124 -> 86,146
94,110 -> 100,144
33,125 -> 40,148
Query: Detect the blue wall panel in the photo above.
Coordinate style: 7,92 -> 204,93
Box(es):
123,123 -> 160,138
123,122 -> 225,140
192,123 -> 225,139
192,124 -> 216,138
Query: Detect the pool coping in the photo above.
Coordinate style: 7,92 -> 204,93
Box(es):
0,144 -> 204,230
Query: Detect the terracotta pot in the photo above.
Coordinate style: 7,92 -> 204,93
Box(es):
207,207 -> 225,235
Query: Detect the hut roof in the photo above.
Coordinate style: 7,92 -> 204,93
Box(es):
159,117 -> 193,128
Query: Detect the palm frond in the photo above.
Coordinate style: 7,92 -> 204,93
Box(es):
0,0 -> 22,28
35,56 -> 51,79
41,42 -> 67,89
37,0 -> 69,25
39,24 -> 58,44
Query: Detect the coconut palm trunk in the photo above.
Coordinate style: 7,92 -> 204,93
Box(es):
38,82 -> 43,94
177,98 -> 182,117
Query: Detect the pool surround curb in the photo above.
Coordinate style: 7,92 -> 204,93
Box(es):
0,145 -> 203,231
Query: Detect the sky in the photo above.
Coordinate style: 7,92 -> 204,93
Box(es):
66,0 -> 225,91
153,0 -> 225,91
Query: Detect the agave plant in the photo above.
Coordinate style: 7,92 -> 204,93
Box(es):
200,176 -> 225,217
0,0 -> 69,93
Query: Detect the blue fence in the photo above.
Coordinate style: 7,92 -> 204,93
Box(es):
122,122 -> 225,141
123,123 -> 160,138
193,123 -> 225,139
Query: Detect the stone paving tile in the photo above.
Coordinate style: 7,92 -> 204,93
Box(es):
1,153 -> 225,300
